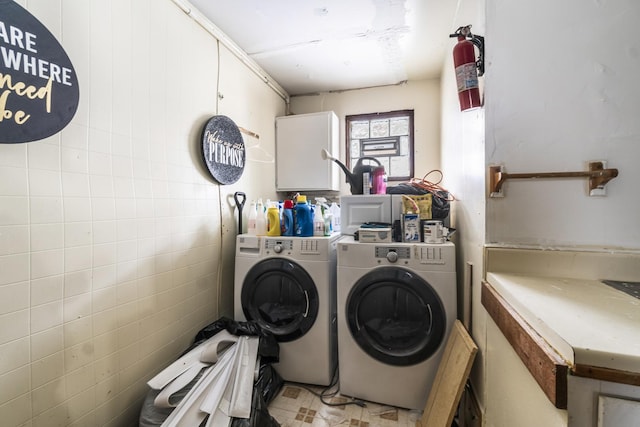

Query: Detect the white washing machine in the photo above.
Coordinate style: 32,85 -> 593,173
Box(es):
336,236 -> 457,410
234,234 -> 339,386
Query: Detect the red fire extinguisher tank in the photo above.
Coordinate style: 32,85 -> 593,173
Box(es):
453,35 -> 481,111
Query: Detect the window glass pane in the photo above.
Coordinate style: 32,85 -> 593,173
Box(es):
370,119 -> 390,138
390,155 -> 410,177
390,118 -> 409,136
350,139 -> 361,158
351,121 -> 369,139
399,136 -> 409,156
379,157 -> 390,174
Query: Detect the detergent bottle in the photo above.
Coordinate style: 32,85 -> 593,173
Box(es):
266,203 -> 281,236
281,200 -> 294,236
294,195 -> 313,237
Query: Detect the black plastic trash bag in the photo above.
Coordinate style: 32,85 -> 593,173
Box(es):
193,316 -> 279,364
139,371 -> 205,427
230,364 -> 282,427
139,317 -> 283,427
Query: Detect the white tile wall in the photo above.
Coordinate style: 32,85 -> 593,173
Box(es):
0,0 -> 274,425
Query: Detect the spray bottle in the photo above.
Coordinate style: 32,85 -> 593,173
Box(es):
315,197 -> 331,236
313,205 -> 325,236
247,200 -> 257,235
329,202 -> 341,234
256,198 -> 267,236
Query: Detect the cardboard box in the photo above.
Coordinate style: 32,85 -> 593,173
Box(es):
358,227 -> 393,243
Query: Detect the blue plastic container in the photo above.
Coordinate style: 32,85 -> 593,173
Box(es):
281,200 -> 294,236
294,195 -> 313,237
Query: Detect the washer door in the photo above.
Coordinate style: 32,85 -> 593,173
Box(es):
241,258 -> 319,342
346,266 -> 446,366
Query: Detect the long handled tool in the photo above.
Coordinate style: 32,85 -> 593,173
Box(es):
233,192 -> 246,235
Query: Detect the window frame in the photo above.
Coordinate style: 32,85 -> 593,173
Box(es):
345,110 -> 415,183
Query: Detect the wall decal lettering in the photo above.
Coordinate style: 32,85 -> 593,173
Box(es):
201,115 -> 245,185
0,0 -> 79,143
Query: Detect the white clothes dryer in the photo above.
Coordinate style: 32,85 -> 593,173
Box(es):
234,234 -> 339,386
336,236 -> 457,410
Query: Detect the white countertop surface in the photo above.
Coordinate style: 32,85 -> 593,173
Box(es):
486,272 -> 640,374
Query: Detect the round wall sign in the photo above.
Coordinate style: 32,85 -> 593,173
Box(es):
0,0 -> 80,143
201,115 -> 245,185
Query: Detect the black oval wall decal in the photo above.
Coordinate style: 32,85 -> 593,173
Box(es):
201,115 -> 245,185
0,0 -> 80,143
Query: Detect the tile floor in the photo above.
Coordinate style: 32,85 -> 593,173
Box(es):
268,382 -> 424,427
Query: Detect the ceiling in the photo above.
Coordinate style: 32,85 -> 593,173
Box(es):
188,0 -> 466,96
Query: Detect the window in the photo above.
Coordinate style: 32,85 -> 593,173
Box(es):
346,110 -> 414,182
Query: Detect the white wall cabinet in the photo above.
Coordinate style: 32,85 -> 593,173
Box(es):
275,111 -> 339,192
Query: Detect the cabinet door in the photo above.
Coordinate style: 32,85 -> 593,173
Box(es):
276,111 -> 339,191
598,395 -> 640,427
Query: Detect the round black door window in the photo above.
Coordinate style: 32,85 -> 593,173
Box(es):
346,267 -> 446,366
241,259 -> 319,342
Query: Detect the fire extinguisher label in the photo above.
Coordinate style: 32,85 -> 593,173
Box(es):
455,63 -> 479,92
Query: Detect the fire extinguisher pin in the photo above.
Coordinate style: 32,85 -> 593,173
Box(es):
449,25 -> 485,77
449,25 -> 473,38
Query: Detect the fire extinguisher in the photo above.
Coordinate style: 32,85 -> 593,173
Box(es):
450,25 -> 484,111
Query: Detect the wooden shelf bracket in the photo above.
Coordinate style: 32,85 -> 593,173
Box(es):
489,161 -> 619,197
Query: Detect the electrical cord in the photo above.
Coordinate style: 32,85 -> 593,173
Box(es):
215,38 -> 224,318
295,365 -> 366,408
409,170 -> 456,201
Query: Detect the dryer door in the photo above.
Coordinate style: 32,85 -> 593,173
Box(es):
241,258 -> 319,342
346,266 -> 445,366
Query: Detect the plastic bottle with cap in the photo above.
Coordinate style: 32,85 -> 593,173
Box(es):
281,200 -> 294,236
266,203 -> 281,236
323,206 -> 331,236
247,200 -> 257,235
329,202 -> 341,233
256,198 -> 267,236
372,166 -> 387,194
313,204 -> 325,236
315,197 -> 331,236
294,195 -> 313,237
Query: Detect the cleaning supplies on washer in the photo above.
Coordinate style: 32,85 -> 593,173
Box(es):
358,222 -> 393,243
294,195 -> 313,237
401,195 -> 420,242
329,202 -> 341,233
266,203 -> 281,236
313,197 -> 331,236
256,198 -> 267,236
323,208 -> 332,236
281,200 -> 294,236
313,205 -> 324,236
423,220 -> 447,243
247,201 -> 257,235
314,197 -> 332,236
